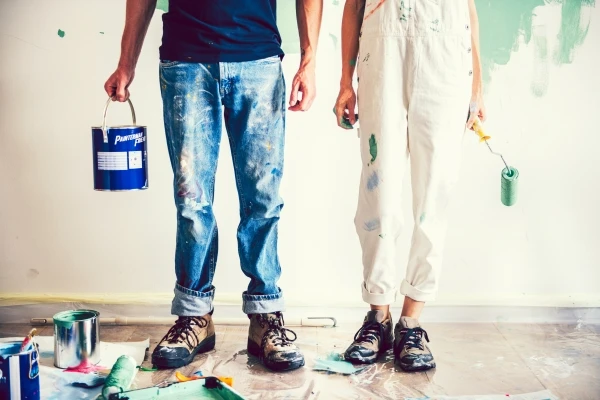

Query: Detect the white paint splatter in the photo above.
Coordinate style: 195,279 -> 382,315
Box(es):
528,356 -> 575,379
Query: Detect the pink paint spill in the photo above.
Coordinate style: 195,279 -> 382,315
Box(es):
64,359 -> 108,374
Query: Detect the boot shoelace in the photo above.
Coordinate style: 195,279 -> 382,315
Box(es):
261,313 -> 298,348
398,327 -> 430,351
160,316 -> 208,349
353,321 -> 385,345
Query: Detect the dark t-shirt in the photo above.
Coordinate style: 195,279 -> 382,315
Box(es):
159,0 -> 284,63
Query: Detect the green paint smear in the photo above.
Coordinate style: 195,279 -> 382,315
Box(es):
100,32 -> 105,35
156,0 -> 169,12
53,310 -> 98,329
555,0 -> 595,64
475,0 -> 596,85
57,29 -> 65,38
369,134 -> 377,163
350,59 -> 357,67
419,212 -> 426,224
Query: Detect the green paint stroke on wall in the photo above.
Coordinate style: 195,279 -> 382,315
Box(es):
476,0 -> 596,85
57,29 -> 65,38
156,0 -> 169,13
555,0 -> 596,63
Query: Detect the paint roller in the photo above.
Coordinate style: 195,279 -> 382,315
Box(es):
102,355 -> 137,399
471,118 -> 519,206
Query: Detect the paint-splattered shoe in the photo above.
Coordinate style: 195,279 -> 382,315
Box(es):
152,315 -> 215,369
247,312 -> 305,372
394,316 -> 436,371
344,310 -> 394,364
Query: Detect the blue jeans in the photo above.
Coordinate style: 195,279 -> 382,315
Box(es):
159,56 -> 286,316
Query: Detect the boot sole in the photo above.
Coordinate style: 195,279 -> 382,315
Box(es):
152,334 -> 216,369
345,340 -> 393,365
397,359 -> 436,372
247,339 -> 305,372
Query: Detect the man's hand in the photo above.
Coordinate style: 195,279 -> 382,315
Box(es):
104,66 -> 135,102
288,63 -> 316,112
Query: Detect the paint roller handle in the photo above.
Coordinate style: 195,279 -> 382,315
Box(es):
101,97 -> 137,143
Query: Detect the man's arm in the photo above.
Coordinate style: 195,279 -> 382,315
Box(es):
104,0 -> 157,102
288,0 -> 323,112
467,0 -> 486,128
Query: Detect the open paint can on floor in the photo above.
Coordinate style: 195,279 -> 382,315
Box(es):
53,310 -> 100,369
0,342 -> 40,400
91,98 -> 148,191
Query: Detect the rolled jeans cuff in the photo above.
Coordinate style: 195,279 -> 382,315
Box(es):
171,283 -> 215,316
242,289 -> 285,314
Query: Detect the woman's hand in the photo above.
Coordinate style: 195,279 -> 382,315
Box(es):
334,84 -> 357,129
466,92 -> 486,130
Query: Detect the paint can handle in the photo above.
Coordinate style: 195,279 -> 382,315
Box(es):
101,97 -> 137,143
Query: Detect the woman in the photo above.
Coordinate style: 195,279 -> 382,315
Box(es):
334,0 -> 486,371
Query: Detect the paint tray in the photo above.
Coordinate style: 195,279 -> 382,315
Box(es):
109,377 -> 245,400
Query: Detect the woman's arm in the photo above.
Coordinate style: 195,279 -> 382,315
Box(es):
334,0 -> 365,127
341,0 -> 365,89
467,0 -> 486,128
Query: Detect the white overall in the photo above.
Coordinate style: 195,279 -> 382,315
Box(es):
356,0 -> 473,304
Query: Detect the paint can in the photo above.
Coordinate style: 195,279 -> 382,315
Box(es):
0,342 -> 40,400
91,98 -> 148,191
53,310 -> 100,369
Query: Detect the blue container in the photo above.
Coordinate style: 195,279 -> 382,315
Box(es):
0,342 -> 40,400
92,98 -> 148,191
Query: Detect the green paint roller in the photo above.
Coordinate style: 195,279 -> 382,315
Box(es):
472,118 -> 519,207
102,355 -> 138,399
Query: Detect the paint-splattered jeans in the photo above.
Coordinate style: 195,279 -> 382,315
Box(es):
356,0 -> 472,304
159,56 -> 286,316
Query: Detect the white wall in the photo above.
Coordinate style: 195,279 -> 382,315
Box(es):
1,0 -> 599,310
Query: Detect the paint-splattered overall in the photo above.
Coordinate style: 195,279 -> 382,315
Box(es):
356,0 -> 472,304
159,56 -> 286,316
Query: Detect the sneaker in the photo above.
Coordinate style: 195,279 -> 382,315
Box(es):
394,316 -> 436,371
344,310 -> 394,364
151,315 -> 216,369
247,312 -> 305,371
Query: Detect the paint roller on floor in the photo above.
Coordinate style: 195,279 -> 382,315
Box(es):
471,118 -> 519,207
102,355 -> 137,399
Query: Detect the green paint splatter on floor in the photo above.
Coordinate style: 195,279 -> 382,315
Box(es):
156,0 -> 169,12
57,29 -> 65,38
369,134 -> 377,163
99,32 -> 104,35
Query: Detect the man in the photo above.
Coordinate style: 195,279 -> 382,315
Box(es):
105,0 -> 322,371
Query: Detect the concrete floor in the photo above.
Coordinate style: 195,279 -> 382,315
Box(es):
1,322 -> 598,399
